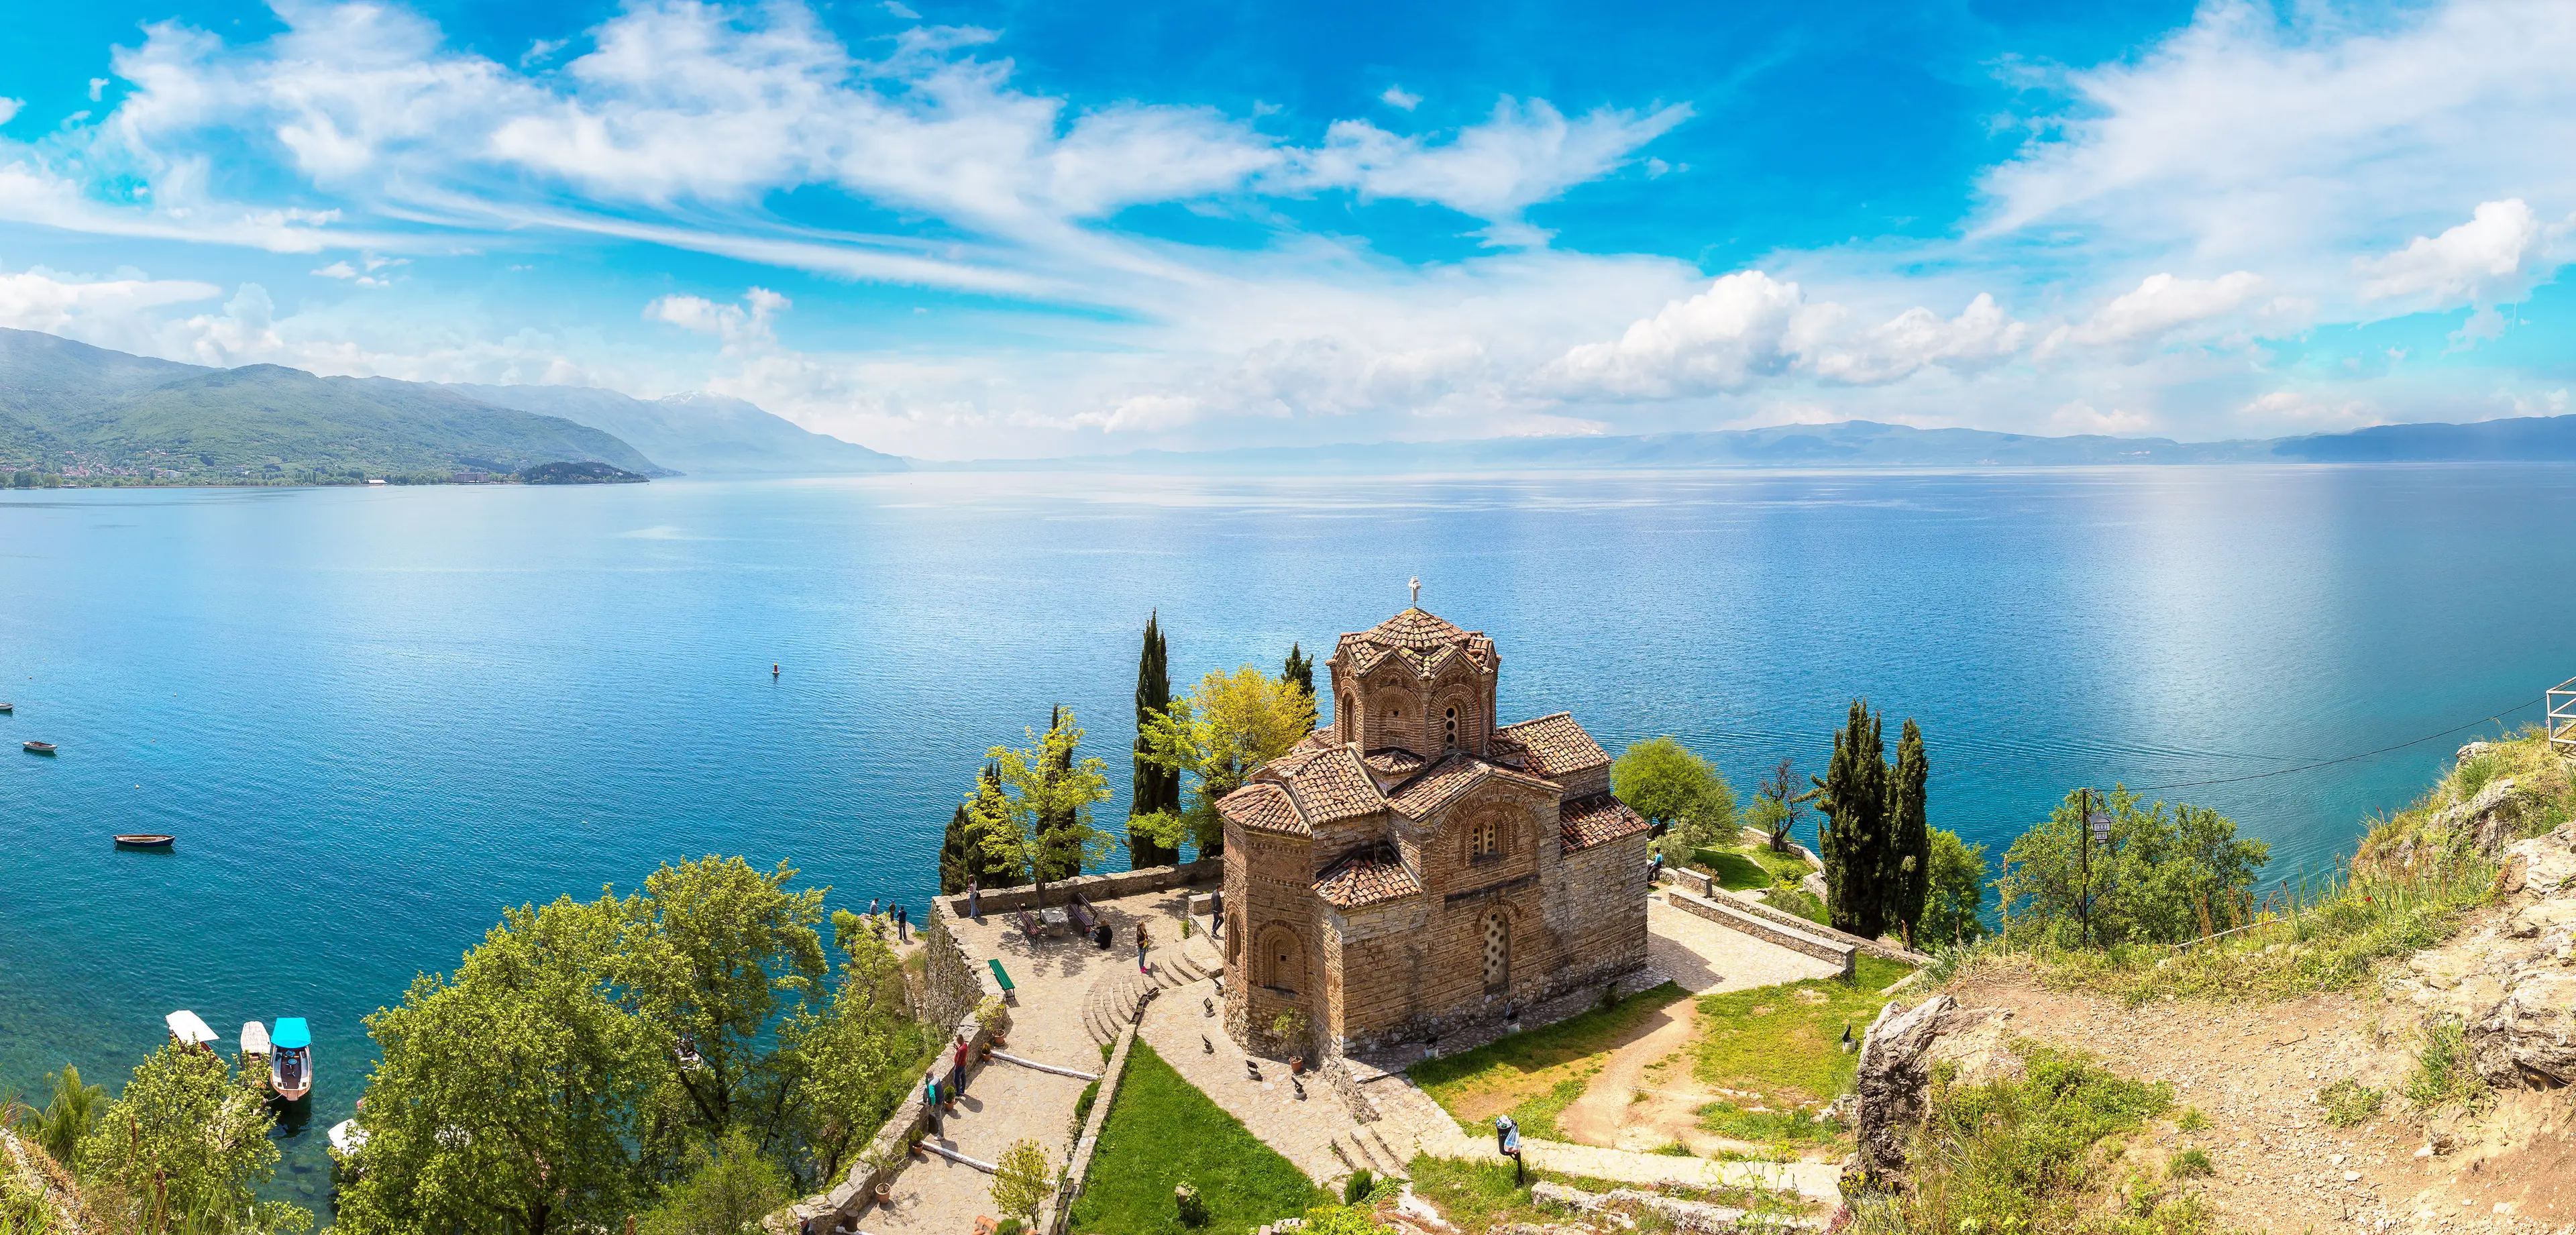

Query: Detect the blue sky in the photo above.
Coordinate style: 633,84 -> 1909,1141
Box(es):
1,0 -> 2569,458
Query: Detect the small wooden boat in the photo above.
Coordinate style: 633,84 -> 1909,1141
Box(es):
0,702 -> 13,712
241,1020 -> 270,1062
270,1017 -> 313,1102
23,741 -> 55,754
116,834 -> 176,849
166,1010 -> 218,1051
327,1119 -> 368,1157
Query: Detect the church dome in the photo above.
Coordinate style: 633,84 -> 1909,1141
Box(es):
1334,606 -> 1495,679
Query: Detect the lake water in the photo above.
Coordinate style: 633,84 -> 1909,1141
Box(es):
3,465 -> 2571,1205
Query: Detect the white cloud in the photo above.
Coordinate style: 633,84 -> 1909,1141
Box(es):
2357,198 -> 2547,306
645,286 -> 790,345
1539,271 -> 1823,399
1380,85 -> 1421,111
1808,293 -> 2027,384
883,1 -> 920,18
1295,98 -> 1690,244
2066,271 -> 2267,346
311,260 -> 358,278
0,266 -> 223,336
87,78 -> 109,102
0,99 -> 23,126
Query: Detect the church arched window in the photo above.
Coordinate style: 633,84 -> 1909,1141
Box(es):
1444,706 -> 1458,749
1472,816 -> 1498,859
1483,912 -> 1509,992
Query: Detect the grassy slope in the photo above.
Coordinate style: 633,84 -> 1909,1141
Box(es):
1986,729 -> 2567,1007
1408,983 -> 1691,1137
1691,955 -> 1915,1148
1065,1042 -> 1328,1235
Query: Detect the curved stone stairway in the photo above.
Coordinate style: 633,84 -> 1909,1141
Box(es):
1082,938 -> 1220,1049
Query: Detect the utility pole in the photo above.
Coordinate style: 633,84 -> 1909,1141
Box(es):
2077,788 -> 2092,949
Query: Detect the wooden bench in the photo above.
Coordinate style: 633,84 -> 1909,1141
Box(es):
1066,896 -> 1099,934
1013,908 -> 1041,941
987,958 -> 1016,1002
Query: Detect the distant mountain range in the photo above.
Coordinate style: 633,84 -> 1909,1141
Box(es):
0,329 -> 902,481
924,415 -> 2576,473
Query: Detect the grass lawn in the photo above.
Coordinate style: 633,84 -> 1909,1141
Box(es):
1065,1042 -> 1330,1235
1407,983 -> 1690,1136
1404,1155 -> 1816,1229
1690,955 -> 1915,1151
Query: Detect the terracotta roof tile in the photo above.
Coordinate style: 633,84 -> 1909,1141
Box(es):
1494,713 -> 1609,780
1216,782 -> 1307,836
1560,793 -> 1651,851
1385,752 -> 1554,818
1361,747 -> 1428,777
1312,847 -> 1421,909
1333,607 -> 1496,680
1280,746 -> 1383,826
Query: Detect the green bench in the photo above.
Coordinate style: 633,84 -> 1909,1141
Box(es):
987,958 -> 1016,1001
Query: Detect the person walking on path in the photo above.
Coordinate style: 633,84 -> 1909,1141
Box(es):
952,1032 -> 973,1094
924,1073 -> 942,1133
895,904 -> 910,942
1135,921 -> 1151,973
1210,888 -> 1223,941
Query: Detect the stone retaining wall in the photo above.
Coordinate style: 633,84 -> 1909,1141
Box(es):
1701,885 -> 1931,965
945,859 -> 1222,918
773,900 -> 1016,1234
1044,1022 -> 1138,1234
1665,886 -> 1856,977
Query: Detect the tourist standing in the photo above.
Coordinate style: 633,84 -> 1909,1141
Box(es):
895,904 -> 910,942
1210,888 -> 1223,940
953,1032 -> 972,1094
924,1073 -> 942,1132
967,877 -> 981,921
868,896 -> 880,920
1135,921 -> 1151,973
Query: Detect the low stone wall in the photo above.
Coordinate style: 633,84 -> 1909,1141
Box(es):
1701,885 -> 1931,966
1666,886 -> 1856,977
1044,1021 -> 1138,1234
774,902 -> 1016,1234
945,859 -> 1222,918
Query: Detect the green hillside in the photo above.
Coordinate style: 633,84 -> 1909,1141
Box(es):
0,329 -> 666,481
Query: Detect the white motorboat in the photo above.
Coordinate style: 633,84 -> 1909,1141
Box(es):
270,1018 -> 313,1102
241,1020 -> 270,1061
165,1010 -> 217,1050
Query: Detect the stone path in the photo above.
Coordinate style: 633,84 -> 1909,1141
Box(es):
863,888 -> 1200,1235
1138,972 -> 1415,1188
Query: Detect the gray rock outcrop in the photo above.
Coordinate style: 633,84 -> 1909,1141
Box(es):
1849,994 -> 1954,1187
2396,818 -> 2576,1089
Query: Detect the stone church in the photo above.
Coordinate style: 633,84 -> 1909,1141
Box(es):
1218,603 -> 1653,1057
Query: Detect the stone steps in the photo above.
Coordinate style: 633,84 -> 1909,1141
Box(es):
1083,948 -> 1217,1047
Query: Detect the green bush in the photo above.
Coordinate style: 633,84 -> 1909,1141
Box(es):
1342,1169 -> 1375,1205
2317,1078 -> 2383,1127
2404,1017 -> 2489,1114
1999,790 -> 2269,949
2174,1107 -> 2207,1132
1175,1181 -> 1210,1227
1853,1046 -> 2175,1235
2166,1148 -> 2214,1179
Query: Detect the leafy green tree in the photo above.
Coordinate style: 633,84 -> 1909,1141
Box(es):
973,710 -> 1115,906
939,802 -> 978,895
989,1139 -> 1053,1227
336,894 -> 659,1235
1611,737 -> 1737,852
1888,719 -> 1932,949
1814,700 -> 1890,940
28,1063 -> 105,1169
1996,788 -> 2269,949
1283,642 -> 1318,733
612,857 -> 828,1147
1917,828 -> 1989,950
1746,757 -> 1810,854
633,1129 -> 792,1235
1137,665 -> 1313,859
1128,612 -> 1181,869
767,912 -> 923,1189
77,1043 -> 309,1234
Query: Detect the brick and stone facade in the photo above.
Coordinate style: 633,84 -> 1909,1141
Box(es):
1220,605 -> 1653,1057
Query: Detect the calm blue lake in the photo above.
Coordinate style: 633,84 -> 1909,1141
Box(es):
2,465 -> 2570,1203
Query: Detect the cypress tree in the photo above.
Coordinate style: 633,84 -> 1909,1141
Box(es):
1889,718 -> 1931,950
939,802 -> 974,894
1036,704 -> 1085,883
1129,612 -> 1181,867
1283,642 -> 1317,733
1815,699 -> 1890,940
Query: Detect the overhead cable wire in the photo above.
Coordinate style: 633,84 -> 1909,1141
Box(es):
2118,694 -> 2542,794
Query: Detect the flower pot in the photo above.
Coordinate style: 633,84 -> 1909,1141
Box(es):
875,1181 -> 894,1203
1289,1056 -> 1306,1075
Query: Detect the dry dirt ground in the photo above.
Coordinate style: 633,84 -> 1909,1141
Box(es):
1946,946 -> 2576,1235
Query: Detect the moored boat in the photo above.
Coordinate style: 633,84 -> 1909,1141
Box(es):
115,834 -> 175,849
23,741 -> 55,754
166,1010 -> 218,1051
0,701 -> 13,711
270,1017 -> 313,1102
241,1019 -> 270,1063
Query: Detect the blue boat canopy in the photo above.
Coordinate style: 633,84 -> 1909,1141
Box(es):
271,1018 -> 311,1050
